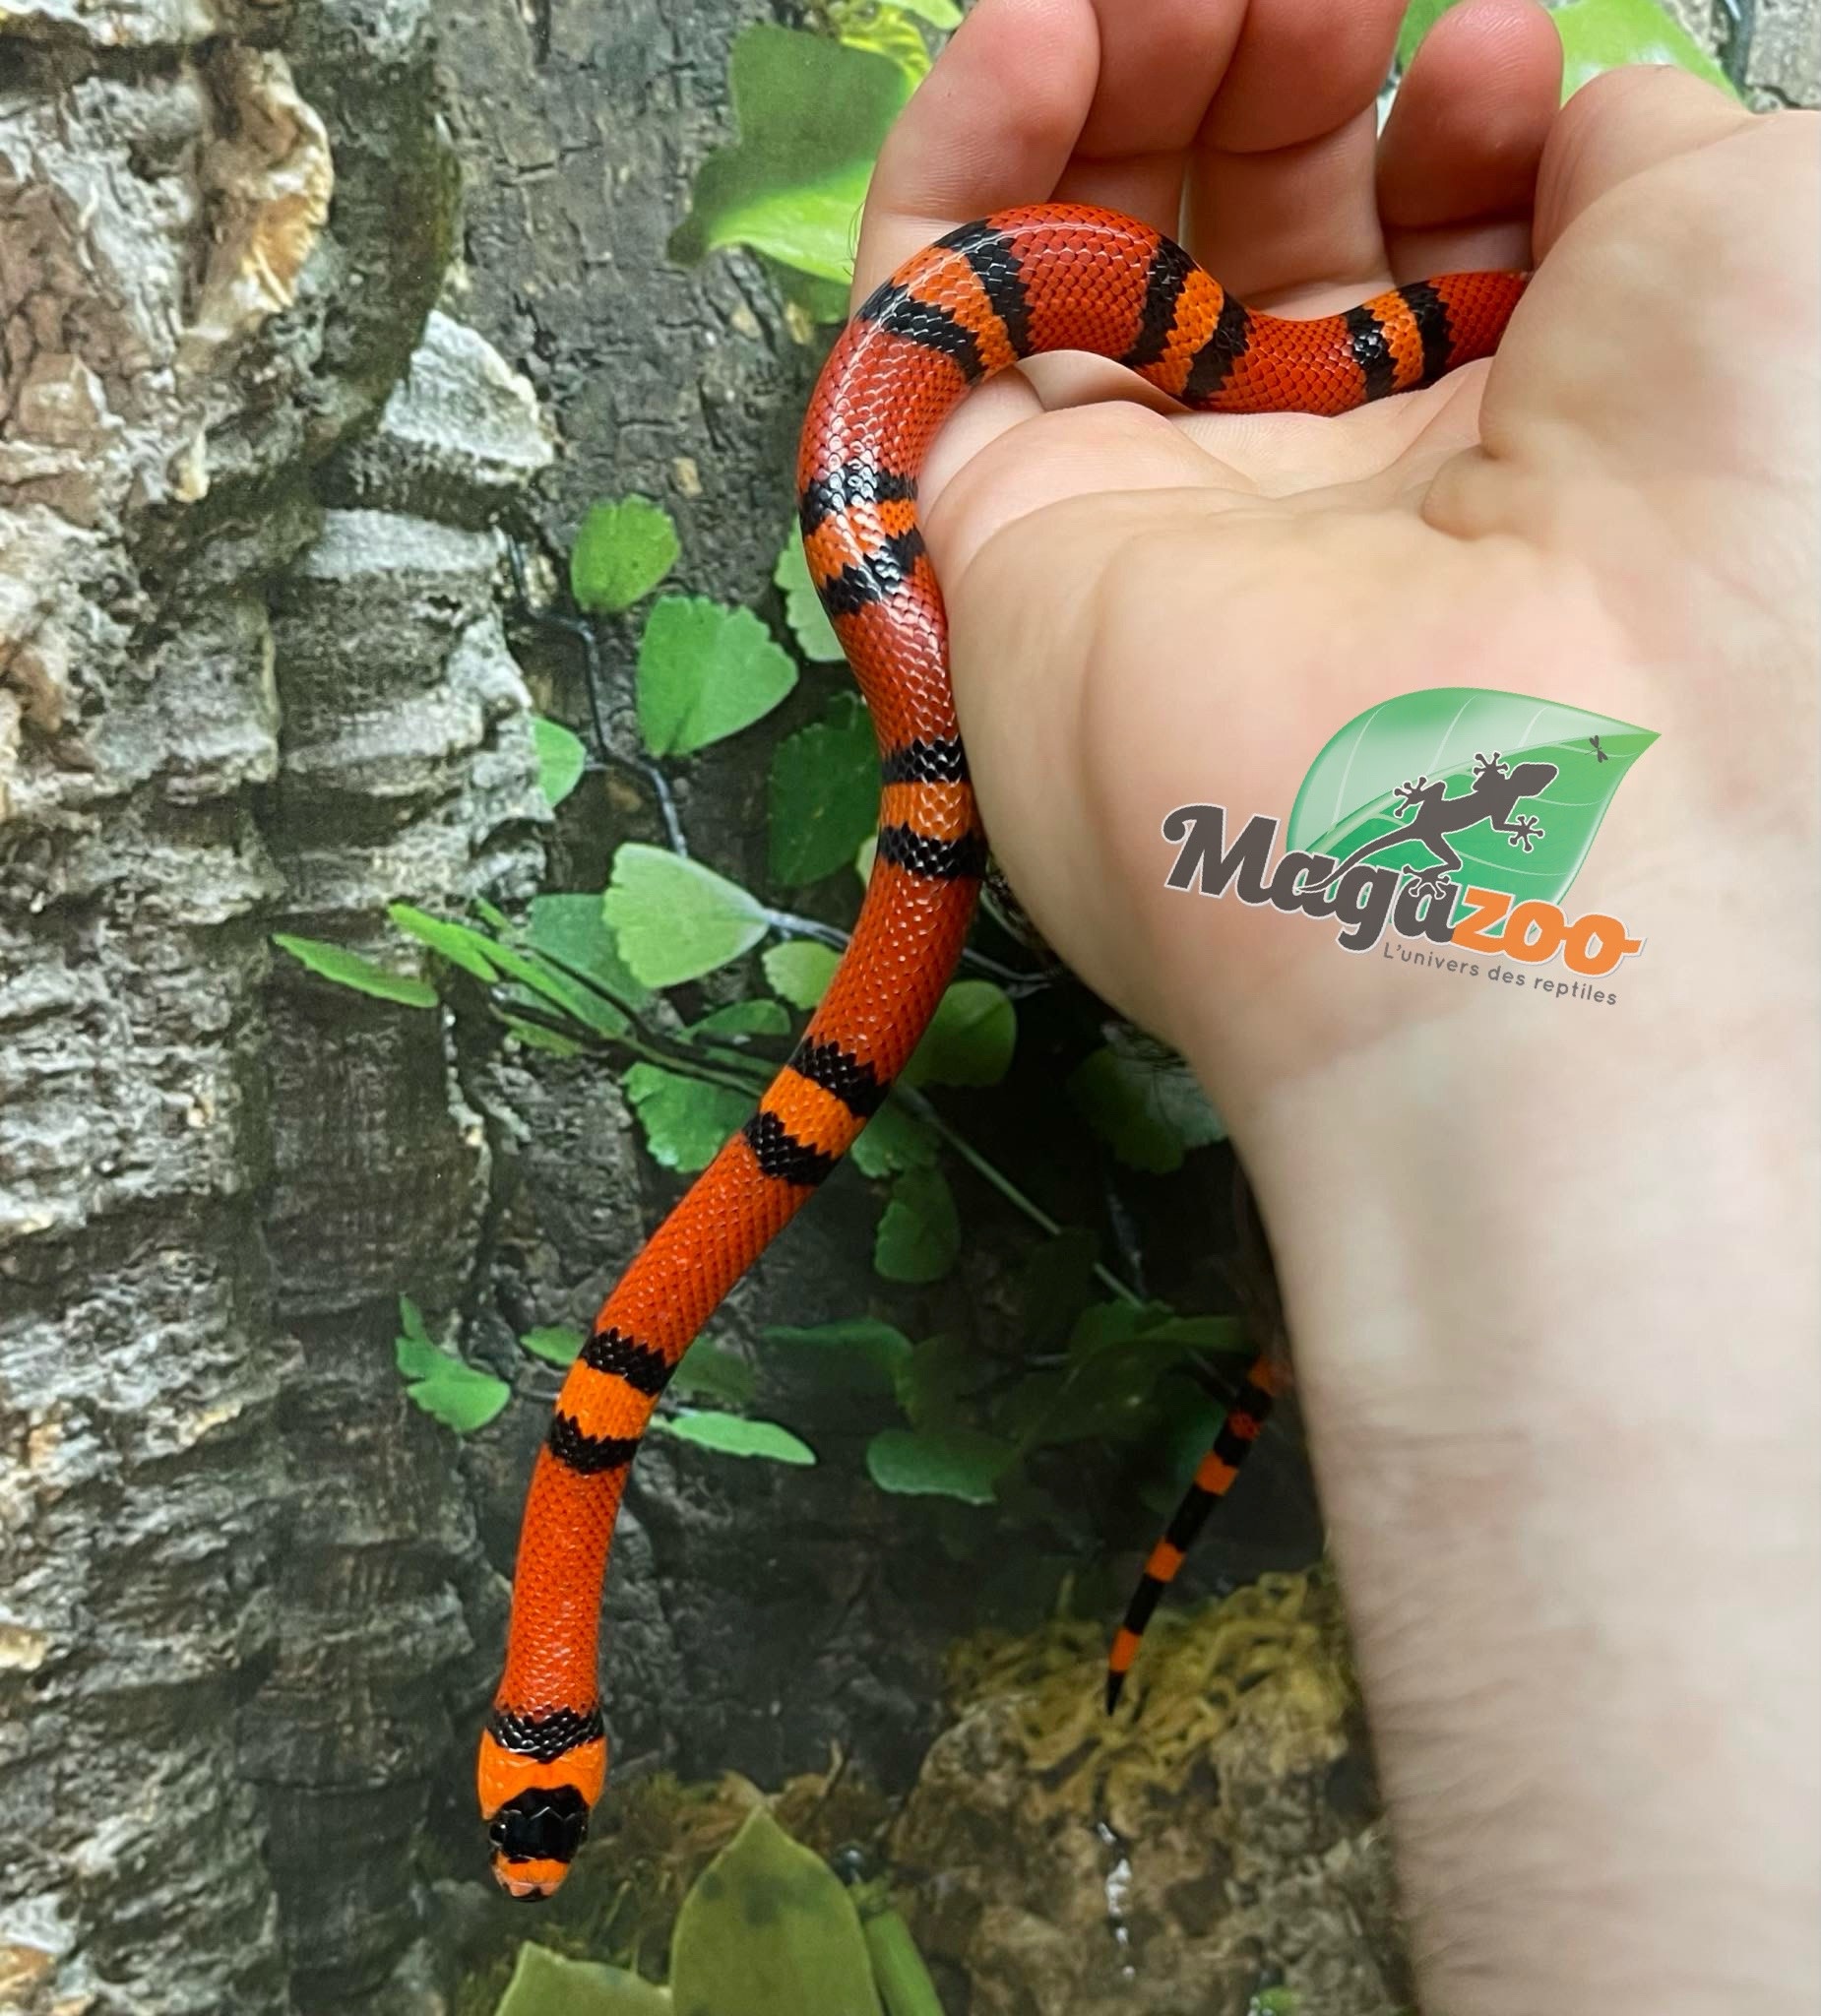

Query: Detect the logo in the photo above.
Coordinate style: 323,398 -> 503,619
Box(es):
1163,688 -> 1656,994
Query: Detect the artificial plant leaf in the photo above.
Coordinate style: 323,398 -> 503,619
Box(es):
1395,0 -> 1734,94
503,1018 -> 585,1057
865,1425 -> 1013,1504
650,1411 -> 815,1465
835,4 -> 931,80
570,495 -> 679,616
1552,0 -> 1736,95
873,1166 -> 960,1284
623,1064 -> 751,1172
901,980 -> 1016,1089
533,717 -> 588,808
272,934 -> 438,1009
893,1332 -> 979,1431
638,596 -> 797,757
768,691 -> 879,885
1285,686 -> 1657,915
690,998 -> 791,1040
761,1319 -> 912,1398
763,939 -> 841,1009
602,846 -> 770,989
527,894 -> 652,1013
1017,1230 -> 1100,1352
667,1340 -> 757,1407
493,1940 -> 671,2016
387,904 -> 503,984
520,1326 -> 583,1367
1067,1042 -> 1224,1175
774,528 -> 845,662
394,1318 -> 510,1435
849,1097 -> 938,1179
668,25 -> 911,284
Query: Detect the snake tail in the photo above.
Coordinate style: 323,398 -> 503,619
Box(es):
481,203 -> 1527,1898
1104,1350 -> 1286,1712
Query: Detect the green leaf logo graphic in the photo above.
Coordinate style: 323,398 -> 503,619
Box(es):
1286,687 -> 1656,911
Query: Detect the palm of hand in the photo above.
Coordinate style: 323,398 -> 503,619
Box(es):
852,0 -> 1815,1105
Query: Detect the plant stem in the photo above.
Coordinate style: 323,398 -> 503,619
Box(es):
896,1087 -> 1142,1305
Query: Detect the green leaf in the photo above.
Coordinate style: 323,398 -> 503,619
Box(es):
848,1097 -> 938,1179
623,1064 -> 751,1172
503,1018 -> 585,1056
493,1941 -> 671,2016
768,692 -> 879,885
667,1340 -> 757,1407
533,717 -> 589,808
690,998 -> 791,1040
1396,0 -> 1735,95
874,1166 -> 960,1284
485,935 -> 630,1039
837,5 -> 932,81
901,980 -> 1016,1089
761,1318 -> 912,1398
1395,0 -> 1457,64
892,1331 -> 979,1431
272,934 -> 438,1009
668,26 -> 912,284
520,1325 -> 583,1367
570,495 -> 679,616
763,939 -> 842,1009
602,846 -> 770,988
866,1425 -> 1013,1504
1552,0 -> 1736,96
387,904 -> 502,984
669,1806 -> 880,2015
527,894 -> 652,1013
1285,686 -> 1657,918
637,596 -> 798,757
1067,1043 -> 1224,1175
1017,1231 -> 1099,1352
650,1411 -> 816,1465
393,1318 -> 510,1436
773,530 -> 846,663
860,1904 -> 947,2016
889,0 -> 961,24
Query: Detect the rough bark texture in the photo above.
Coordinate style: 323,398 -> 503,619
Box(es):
1,3 -> 1815,2014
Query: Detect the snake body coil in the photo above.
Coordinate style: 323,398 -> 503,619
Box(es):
479,203 -> 1526,1898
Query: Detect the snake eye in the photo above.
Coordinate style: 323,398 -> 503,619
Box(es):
488,1784 -> 590,1866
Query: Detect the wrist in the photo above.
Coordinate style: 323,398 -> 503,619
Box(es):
1194,1012 -> 1821,2014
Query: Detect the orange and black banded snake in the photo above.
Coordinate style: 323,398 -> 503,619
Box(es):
478,202 -> 1526,1898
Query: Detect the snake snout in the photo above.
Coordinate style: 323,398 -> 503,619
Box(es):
487,1783 -> 591,1900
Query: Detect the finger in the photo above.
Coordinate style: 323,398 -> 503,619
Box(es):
1379,0 -> 1562,280
850,0 -> 1099,304
1048,0 -> 1247,234
1531,61 -> 1749,257
1184,0 -> 1407,302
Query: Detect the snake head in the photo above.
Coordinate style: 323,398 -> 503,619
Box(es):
478,1709 -> 608,1901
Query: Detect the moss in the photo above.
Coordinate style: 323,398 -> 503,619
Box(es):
941,1563 -> 1355,1841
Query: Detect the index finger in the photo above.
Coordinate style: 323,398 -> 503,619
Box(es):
849,0 -> 1100,306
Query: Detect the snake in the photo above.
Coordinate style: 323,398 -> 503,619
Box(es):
477,202 -> 1528,1899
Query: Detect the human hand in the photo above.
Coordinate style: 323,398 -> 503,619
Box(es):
853,0 -> 1817,1126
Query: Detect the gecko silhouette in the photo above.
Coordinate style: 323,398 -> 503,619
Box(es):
1309,750 -> 1560,899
